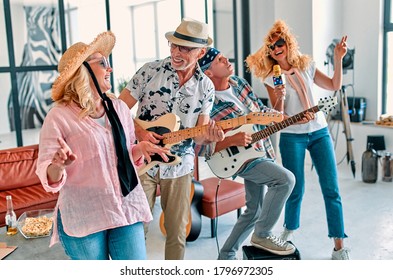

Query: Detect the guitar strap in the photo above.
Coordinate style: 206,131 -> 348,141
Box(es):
83,61 -> 138,197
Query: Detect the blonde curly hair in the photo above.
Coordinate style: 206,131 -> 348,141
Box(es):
56,66 -> 96,118
246,19 -> 311,80
56,62 -> 115,119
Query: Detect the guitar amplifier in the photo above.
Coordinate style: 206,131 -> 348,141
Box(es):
242,241 -> 301,260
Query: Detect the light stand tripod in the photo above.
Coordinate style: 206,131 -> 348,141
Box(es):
327,86 -> 356,178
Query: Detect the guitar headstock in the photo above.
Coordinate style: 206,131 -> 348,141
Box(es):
318,96 -> 338,114
246,112 -> 284,125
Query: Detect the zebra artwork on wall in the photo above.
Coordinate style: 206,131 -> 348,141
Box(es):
8,6 -> 61,131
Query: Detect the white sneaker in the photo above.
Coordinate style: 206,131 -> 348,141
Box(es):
280,228 -> 294,241
331,247 -> 351,260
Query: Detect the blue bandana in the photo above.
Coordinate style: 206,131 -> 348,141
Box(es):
198,47 -> 220,72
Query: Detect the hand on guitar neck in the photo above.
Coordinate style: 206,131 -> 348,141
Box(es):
207,96 -> 337,179
134,119 -> 164,144
286,110 -> 315,124
134,112 -> 283,175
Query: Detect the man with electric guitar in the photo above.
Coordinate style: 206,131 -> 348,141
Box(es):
196,48 -> 317,259
119,18 -> 225,260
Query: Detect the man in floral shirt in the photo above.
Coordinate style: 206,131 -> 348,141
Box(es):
119,18 -> 224,260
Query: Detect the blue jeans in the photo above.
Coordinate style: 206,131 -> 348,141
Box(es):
279,127 -> 347,239
57,211 -> 146,260
218,160 -> 295,260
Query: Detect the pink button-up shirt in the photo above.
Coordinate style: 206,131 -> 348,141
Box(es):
36,100 -> 152,247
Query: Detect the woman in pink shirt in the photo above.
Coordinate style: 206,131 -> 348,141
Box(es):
36,31 -> 169,260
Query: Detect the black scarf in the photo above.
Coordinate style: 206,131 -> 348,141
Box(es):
83,61 -> 138,196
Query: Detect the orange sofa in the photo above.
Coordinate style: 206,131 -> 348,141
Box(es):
0,144 -> 58,227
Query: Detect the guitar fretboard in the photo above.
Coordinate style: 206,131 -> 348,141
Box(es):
163,112 -> 279,144
251,105 -> 320,144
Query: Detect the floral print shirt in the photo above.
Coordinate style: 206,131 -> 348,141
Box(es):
126,57 -> 215,179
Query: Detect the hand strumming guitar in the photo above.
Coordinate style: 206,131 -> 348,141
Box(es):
133,141 -> 170,164
134,120 -> 164,144
214,130 -> 252,153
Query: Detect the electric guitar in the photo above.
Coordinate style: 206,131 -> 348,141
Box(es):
158,179 -> 204,242
135,112 -> 283,175
206,97 -> 337,179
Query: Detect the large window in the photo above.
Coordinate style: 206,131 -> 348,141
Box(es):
1,0 -> 60,147
1,0 -> 240,147
0,0 -> 8,67
110,0 -> 214,94
384,0 -> 393,114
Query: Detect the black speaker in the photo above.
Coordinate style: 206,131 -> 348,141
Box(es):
242,241 -> 301,260
367,135 -> 386,151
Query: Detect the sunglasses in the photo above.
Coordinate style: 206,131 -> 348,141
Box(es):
87,57 -> 111,69
168,42 -> 198,53
269,38 -> 286,51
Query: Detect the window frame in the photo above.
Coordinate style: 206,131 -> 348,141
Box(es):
383,0 -> 393,114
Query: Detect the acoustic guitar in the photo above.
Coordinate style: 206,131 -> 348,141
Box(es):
135,112 -> 283,175
158,179 -> 204,242
206,97 -> 337,178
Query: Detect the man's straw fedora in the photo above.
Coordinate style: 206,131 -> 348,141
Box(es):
165,17 -> 213,48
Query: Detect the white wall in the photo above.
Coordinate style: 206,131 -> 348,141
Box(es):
312,0 -> 342,99
247,0 -> 384,121
342,0 -> 384,120
243,0 -> 392,169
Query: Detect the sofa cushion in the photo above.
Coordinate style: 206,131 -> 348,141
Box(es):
199,177 -> 246,219
0,144 -> 59,227
0,144 -> 40,191
0,184 -> 58,227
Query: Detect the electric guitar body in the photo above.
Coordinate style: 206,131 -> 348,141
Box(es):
207,96 -> 337,179
136,114 -> 182,175
159,179 -> 204,242
135,112 -> 283,175
206,124 -> 261,179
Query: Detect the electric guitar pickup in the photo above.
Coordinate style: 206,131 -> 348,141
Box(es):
206,96 -> 337,179
135,111 -> 283,175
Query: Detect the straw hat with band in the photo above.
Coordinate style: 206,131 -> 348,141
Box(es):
165,17 -> 213,48
52,31 -> 115,101
52,31 -> 138,197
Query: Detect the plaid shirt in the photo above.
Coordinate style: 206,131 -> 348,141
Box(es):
196,75 -> 276,162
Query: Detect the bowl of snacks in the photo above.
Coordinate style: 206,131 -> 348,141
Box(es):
17,209 -> 54,239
